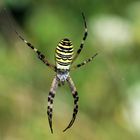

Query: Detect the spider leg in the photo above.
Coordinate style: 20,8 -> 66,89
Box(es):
72,12 -> 88,64
15,31 -> 56,71
63,76 -> 79,132
47,76 -> 59,133
71,53 -> 98,70
2,9 -> 55,71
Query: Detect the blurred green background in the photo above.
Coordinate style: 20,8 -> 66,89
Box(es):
0,0 -> 140,140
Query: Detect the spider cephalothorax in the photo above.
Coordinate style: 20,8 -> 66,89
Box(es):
15,13 -> 98,133
57,69 -> 69,82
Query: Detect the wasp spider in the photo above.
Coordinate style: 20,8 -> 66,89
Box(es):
15,13 -> 98,133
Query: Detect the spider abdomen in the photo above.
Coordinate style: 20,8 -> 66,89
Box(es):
55,38 -> 74,69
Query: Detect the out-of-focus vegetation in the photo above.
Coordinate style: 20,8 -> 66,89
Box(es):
0,0 -> 140,140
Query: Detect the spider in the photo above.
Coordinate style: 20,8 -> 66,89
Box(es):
15,13 -> 98,133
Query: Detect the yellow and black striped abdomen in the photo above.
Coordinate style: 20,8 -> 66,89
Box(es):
55,38 -> 74,70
